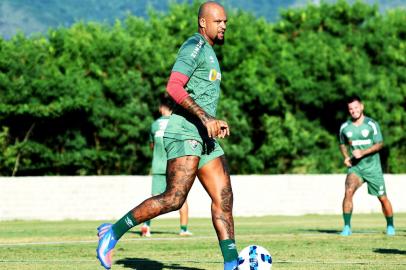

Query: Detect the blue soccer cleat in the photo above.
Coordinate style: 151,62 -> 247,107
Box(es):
340,225 -> 352,236
386,225 -> 395,236
224,259 -> 238,270
96,223 -> 117,269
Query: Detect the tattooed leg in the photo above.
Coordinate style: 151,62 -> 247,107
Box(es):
197,155 -> 235,240
342,173 -> 363,213
131,156 -> 199,223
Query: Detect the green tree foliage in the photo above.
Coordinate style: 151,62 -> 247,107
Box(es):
0,0 -> 405,175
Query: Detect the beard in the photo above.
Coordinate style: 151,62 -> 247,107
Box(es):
351,112 -> 363,120
214,36 -> 225,45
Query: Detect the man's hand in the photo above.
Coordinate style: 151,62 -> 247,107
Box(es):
179,97 -> 230,139
352,149 -> 364,159
217,120 -> 230,138
344,157 -> 352,167
203,117 -> 220,138
203,118 -> 230,138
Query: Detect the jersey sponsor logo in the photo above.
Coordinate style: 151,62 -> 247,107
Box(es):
361,129 -> 369,138
209,69 -> 221,81
346,131 -> 353,138
350,139 -> 372,146
191,39 -> 204,58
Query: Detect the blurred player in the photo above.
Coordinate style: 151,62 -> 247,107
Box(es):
140,96 -> 192,237
97,2 -> 238,269
338,96 -> 395,236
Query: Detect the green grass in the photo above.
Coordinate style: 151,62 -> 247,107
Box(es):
0,214 -> 405,270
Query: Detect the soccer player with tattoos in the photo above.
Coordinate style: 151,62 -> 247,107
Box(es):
96,2 -> 239,269
339,96 -> 395,236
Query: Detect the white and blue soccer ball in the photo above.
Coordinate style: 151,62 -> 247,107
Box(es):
238,245 -> 272,270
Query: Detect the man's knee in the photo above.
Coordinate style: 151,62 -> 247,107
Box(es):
161,188 -> 187,211
345,188 -> 356,198
213,186 -> 233,213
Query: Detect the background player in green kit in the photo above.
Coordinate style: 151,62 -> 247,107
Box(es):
96,2 -> 239,270
140,96 -> 192,237
339,96 -> 395,236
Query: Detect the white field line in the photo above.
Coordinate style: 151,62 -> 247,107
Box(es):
0,231 -> 391,247
0,235 -> 215,247
0,259 -> 405,266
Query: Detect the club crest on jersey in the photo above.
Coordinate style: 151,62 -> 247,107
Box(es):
188,140 -> 199,150
209,69 -> 221,81
361,129 -> 369,137
346,131 -> 353,138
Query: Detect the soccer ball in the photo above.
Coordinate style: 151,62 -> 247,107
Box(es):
238,245 -> 272,270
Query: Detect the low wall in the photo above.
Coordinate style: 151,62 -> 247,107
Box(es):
0,175 -> 404,221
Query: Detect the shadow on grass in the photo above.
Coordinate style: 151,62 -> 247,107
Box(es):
373,248 -> 406,255
301,228 -> 384,235
301,229 -> 341,234
115,258 -> 206,270
128,230 -> 179,236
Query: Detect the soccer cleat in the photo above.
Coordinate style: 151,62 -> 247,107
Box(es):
340,225 -> 352,236
96,223 -> 117,269
224,259 -> 239,270
179,230 -> 193,236
386,225 -> 395,236
141,225 -> 151,237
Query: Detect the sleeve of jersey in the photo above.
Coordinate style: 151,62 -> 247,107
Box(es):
166,72 -> 190,104
339,133 -> 345,145
172,38 -> 200,77
149,123 -> 155,143
167,38 -> 201,104
338,124 -> 346,144
369,120 -> 383,143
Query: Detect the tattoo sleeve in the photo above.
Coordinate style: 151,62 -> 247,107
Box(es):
180,96 -> 214,124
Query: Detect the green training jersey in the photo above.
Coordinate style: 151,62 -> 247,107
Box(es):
150,116 -> 170,174
339,116 -> 383,173
164,33 -> 222,142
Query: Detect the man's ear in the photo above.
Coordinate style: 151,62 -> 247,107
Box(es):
199,17 -> 206,28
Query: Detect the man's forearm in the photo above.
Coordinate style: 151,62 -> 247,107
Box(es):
339,144 -> 350,159
180,96 -> 214,124
362,142 -> 383,156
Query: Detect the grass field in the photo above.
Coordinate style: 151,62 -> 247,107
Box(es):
0,214 -> 405,270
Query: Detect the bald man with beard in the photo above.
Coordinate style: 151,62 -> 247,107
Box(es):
96,2 -> 239,269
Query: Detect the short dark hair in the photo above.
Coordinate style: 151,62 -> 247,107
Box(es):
159,93 -> 175,109
346,95 -> 362,104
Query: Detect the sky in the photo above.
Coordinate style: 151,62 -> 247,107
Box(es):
0,0 -> 405,39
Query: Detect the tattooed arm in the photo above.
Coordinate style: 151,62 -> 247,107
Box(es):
180,97 -> 229,138
167,71 -> 229,138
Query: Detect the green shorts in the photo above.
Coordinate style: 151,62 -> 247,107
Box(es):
348,166 -> 386,197
164,137 -> 224,169
151,174 -> 166,195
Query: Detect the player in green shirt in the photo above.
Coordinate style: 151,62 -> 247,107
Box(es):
97,2 -> 238,270
140,96 -> 192,237
339,96 -> 395,236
